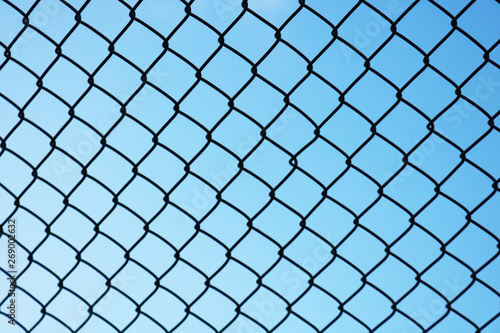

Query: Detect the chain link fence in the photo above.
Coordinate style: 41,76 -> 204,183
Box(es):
1,0 -> 499,332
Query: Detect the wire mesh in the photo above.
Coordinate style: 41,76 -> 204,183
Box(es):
0,0 -> 499,332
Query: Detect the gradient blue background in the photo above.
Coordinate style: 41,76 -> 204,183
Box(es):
0,0 -> 499,332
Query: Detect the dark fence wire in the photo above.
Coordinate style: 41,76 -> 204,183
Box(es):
0,0 -> 499,332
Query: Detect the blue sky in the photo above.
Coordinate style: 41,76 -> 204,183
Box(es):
0,0 -> 499,332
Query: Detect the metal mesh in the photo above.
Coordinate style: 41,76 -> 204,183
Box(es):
1,0 -> 499,332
